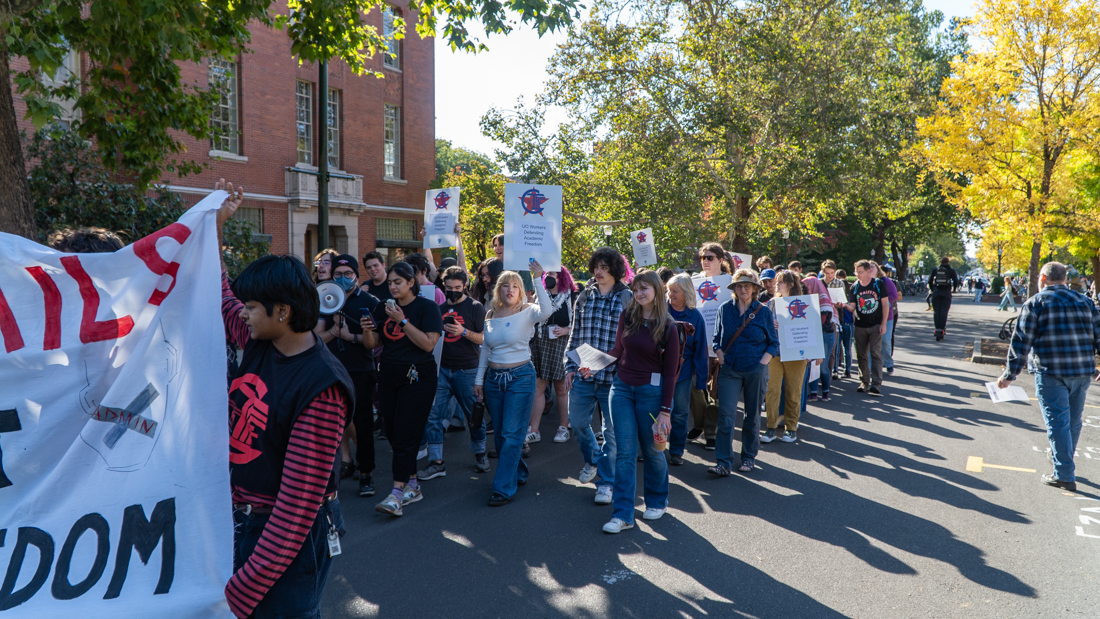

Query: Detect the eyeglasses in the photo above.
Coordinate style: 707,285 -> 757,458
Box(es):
700,255 -> 717,261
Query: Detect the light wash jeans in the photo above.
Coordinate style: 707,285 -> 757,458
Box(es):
838,323 -> 854,374
715,364 -> 767,470
809,330 -> 837,396
1034,373 -> 1091,482
424,367 -> 485,462
880,319 -> 895,370
569,379 -> 616,488
610,377 -> 669,524
669,379 -> 693,457
484,362 -> 536,498
998,291 -> 1017,311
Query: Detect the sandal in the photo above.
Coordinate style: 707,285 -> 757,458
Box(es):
738,460 -> 755,473
706,465 -> 731,477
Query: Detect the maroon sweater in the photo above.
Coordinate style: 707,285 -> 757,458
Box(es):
606,312 -> 680,409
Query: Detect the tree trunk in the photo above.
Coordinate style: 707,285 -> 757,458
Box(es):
730,195 -> 750,253
1089,250 -> 1099,298
1027,240 -> 1041,297
890,239 -> 908,281
0,35 -> 36,240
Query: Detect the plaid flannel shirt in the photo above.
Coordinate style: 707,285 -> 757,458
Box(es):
1003,285 -> 1100,381
564,281 -> 630,385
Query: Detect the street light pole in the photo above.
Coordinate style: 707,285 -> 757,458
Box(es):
318,59 -> 330,252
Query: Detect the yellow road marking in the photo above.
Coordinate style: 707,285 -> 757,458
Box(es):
966,456 -> 1036,474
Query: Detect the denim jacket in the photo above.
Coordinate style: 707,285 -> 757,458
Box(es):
712,300 -> 780,372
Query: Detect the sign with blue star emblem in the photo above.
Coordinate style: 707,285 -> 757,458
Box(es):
691,274 -> 732,358
630,227 -> 657,267
503,183 -> 562,271
777,295 -> 824,361
423,188 -> 460,249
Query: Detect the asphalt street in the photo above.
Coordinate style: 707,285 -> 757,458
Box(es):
322,294 -> 1100,618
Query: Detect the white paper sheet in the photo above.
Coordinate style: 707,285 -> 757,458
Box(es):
984,381 -> 1030,403
566,344 -> 619,373
828,286 -> 848,305
809,361 -> 821,383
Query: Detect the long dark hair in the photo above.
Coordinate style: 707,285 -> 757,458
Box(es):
472,258 -> 503,303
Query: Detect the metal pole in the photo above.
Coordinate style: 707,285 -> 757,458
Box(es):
318,59 -> 330,251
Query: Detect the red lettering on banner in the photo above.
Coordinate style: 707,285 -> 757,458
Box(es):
132,223 -> 191,306
26,267 -> 62,350
0,286 -> 24,353
60,256 -> 135,344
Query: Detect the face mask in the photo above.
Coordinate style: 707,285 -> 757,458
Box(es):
334,276 -> 357,292
444,289 -> 464,303
544,276 -> 557,290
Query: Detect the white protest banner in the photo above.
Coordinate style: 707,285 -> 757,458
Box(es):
730,252 -> 753,272
0,192 -> 232,617
775,294 -> 825,361
418,285 -> 445,372
503,184 -> 562,271
828,286 -> 849,306
630,228 -> 657,267
691,274 -> 732,357
424,188 -> 460,249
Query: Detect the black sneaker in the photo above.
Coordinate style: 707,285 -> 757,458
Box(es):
669,454 -> 684,466
339,462 -> 355,480
446,424 -> 466,433
886,367 -> 894,375
856,385 -> 866,393
474,452 -> 490,473
760,428 -> 777,444
1041,473 -> 1076,491
844,371 -> 852,378
417,461 -> 447,480
869,386 -> 881,397
358,476 -> 375,497
376,429 -> 387,441
488,492 -> 512,507
704,438 -> 716,451
522,442 -> 531,458
485,420 -> 494,435
687,428 -> 703,441
487,450 -> 498,459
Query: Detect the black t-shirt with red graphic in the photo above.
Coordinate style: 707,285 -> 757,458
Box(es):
439,296 -> 486,370
372,296 -> 444,366
849,278 -> 885,329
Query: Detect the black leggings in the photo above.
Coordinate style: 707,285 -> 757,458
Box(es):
931,292 -> 952,331
348,371 -> 376,477
377,360 -> 438,484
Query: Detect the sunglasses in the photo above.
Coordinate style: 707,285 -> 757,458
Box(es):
700,255 -> 717,261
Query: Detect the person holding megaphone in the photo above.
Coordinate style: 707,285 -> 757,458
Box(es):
314,255 -> 382,498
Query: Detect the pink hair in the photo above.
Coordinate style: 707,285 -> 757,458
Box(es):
621,255 -> 635,284
544,265 -> 578,293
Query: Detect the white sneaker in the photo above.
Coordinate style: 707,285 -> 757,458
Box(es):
642,507 -> 666,521
602,518 -> 634,534
594,486 -> 613,505
579,464 -> 598,484
553,426 -> 570,443
526,430 -> 541,444
416,447 -> 428,460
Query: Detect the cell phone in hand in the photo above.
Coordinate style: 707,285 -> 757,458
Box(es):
444,315 -> 457,325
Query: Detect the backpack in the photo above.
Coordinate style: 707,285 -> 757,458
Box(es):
573,280 -> 633,321
657,319 -> 696,379
933,267 -> 950,288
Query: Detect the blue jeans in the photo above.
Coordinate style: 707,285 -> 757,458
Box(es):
974,289 -> 983,303
838,323 -> 854,374
881,319 -> 895,370
425,367 -> 485,461
610,377 -> 669,524
715,363 -> 767,469
569,379 -> 616,487
809,330 -> 836,395
669,379 -> 693,456
1034,373 -> 1091,482
233,498 -> 343,618
998,293 -> 1017,311
484,362 -> 536,498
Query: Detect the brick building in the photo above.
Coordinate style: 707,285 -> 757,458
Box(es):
13,4 -> 434,265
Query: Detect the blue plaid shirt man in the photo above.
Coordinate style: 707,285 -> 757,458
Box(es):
564,281 -> 631,385
1002,285 -> 1100,381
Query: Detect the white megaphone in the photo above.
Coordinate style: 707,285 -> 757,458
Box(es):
317,281 -> 346,315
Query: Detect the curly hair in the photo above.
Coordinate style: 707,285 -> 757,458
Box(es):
588,247 -> 627,282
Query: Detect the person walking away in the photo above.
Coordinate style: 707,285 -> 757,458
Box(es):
528,267 -> 578,445
475,263 -> 551,506
579,270 -> 678,533
872,262 -> 899,375
998,276 -> 1018,312
215,186 -> 352,619
973,278 -> 986,303
709,270 -> 778,475
665,273 -> 708,466
847,260 -> 889,396
565,248 -> 633,504
928,257 -> 959,341
315,255 -> 380,497
804,275 -> 836,401
417,267 -> 489,481
693,242 -> 733,450
998,262 -> 1100,492
365,263 -> 443,516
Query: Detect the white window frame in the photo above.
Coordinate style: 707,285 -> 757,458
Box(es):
383,104 -> 400,179
296,80 -> 313,165
383,7 -> 400,70
327,88 -> 340,170
209,58 -> 240,156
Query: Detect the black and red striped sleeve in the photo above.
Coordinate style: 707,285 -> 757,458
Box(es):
224,386 -> 347,618
222,271 -> 251,349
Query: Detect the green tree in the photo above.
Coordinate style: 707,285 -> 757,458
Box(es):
0,0 -> 583,240
438,162 -> 506,267
432,139 -> 499,188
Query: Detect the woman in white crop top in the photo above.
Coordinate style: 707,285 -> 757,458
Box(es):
473,261 -> 551,506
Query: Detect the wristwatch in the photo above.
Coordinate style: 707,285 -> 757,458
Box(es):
399,318 -> 408,327
462,329 -> 468,338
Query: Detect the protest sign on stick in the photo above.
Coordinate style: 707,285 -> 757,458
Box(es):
775,294 -> 825,361
691,274 -> 732,357
503,184 -> 562,271
730,252 -> 752,272
0,192 -> 233,617
424,188 -> 460,249
630,228 -> 657,267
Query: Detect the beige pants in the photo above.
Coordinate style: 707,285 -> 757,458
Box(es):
766,357 -> 807,432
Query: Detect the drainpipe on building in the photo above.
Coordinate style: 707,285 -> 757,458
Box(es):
318,59 -> 330,251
